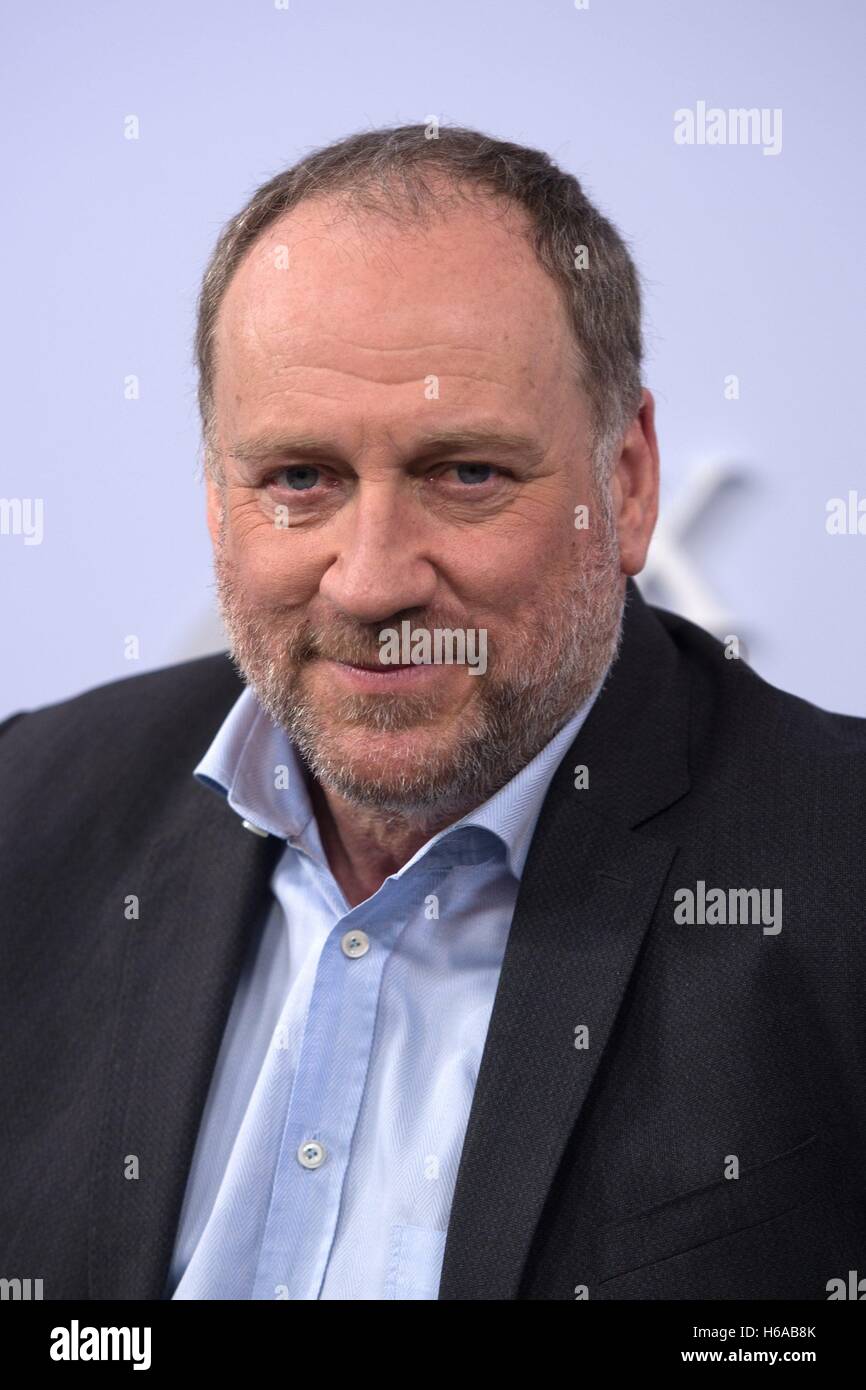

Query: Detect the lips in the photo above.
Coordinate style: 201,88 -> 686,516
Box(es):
336,660 -> 416,671
317,654 -> 454,695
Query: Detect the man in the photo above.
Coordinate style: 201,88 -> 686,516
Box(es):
1,124 -> 864,1301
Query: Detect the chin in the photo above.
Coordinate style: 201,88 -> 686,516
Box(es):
329,723 -> 454,771
310,723 -> 468,801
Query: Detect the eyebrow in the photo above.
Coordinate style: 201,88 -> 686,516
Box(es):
227,427 -> 546,467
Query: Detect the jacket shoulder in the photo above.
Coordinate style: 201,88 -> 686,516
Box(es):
1,649 -> 242,730
0,653 -> 245,819
650,601 -> 866,753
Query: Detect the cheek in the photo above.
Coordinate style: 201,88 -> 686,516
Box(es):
451,518 -> 573,611
224,506 -> 325,607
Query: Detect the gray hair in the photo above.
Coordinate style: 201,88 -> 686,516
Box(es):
194,122 -> 644,485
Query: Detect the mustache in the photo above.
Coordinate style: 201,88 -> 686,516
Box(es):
212,546 -> 488,669
275,611 -> 482,668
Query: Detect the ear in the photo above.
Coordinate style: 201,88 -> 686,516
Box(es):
205,473 -> 225,549
611,388 -> 660,576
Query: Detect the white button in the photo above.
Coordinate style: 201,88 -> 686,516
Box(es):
297,1139 -> 326,1169
341,929 -> 370,959
241,819 -> 270,838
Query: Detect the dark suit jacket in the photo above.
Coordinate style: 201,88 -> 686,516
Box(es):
1,580 -> 865,1300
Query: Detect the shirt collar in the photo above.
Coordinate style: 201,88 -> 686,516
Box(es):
194,676 -> 601,882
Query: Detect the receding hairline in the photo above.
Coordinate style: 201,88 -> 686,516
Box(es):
206,176 -> 586,460
195,123 -> 645,486
212,174 -> 552,336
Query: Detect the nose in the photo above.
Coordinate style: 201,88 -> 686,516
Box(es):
317,478 -> 438,624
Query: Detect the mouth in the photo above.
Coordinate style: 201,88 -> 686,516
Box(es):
321,657 -> 456,690
342,660 -> 413,671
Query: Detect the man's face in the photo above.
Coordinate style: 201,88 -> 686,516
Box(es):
206,191 -> 635,818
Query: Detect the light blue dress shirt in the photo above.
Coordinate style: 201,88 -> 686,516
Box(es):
165,678 -> 599,1300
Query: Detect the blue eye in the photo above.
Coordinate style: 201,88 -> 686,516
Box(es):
282,466 -> 320,490
455,463 -> 493,485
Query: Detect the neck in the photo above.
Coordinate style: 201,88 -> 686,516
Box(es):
305,773 -> 472,908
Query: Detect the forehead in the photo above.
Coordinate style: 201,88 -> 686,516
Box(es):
214,191 -> 575,404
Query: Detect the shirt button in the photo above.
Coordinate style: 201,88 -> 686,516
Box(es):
241,818 -> 270,838
341,929 -> 370,959
297,1140 -> 326,1169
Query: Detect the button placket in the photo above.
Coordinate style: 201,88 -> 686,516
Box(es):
251,866 -> 452,1299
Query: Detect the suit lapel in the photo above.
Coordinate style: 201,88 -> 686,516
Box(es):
88,778 -> 284,1300
438,580 -> 692,1298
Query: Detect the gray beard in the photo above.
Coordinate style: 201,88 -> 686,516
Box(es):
212,495 -> 625,827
